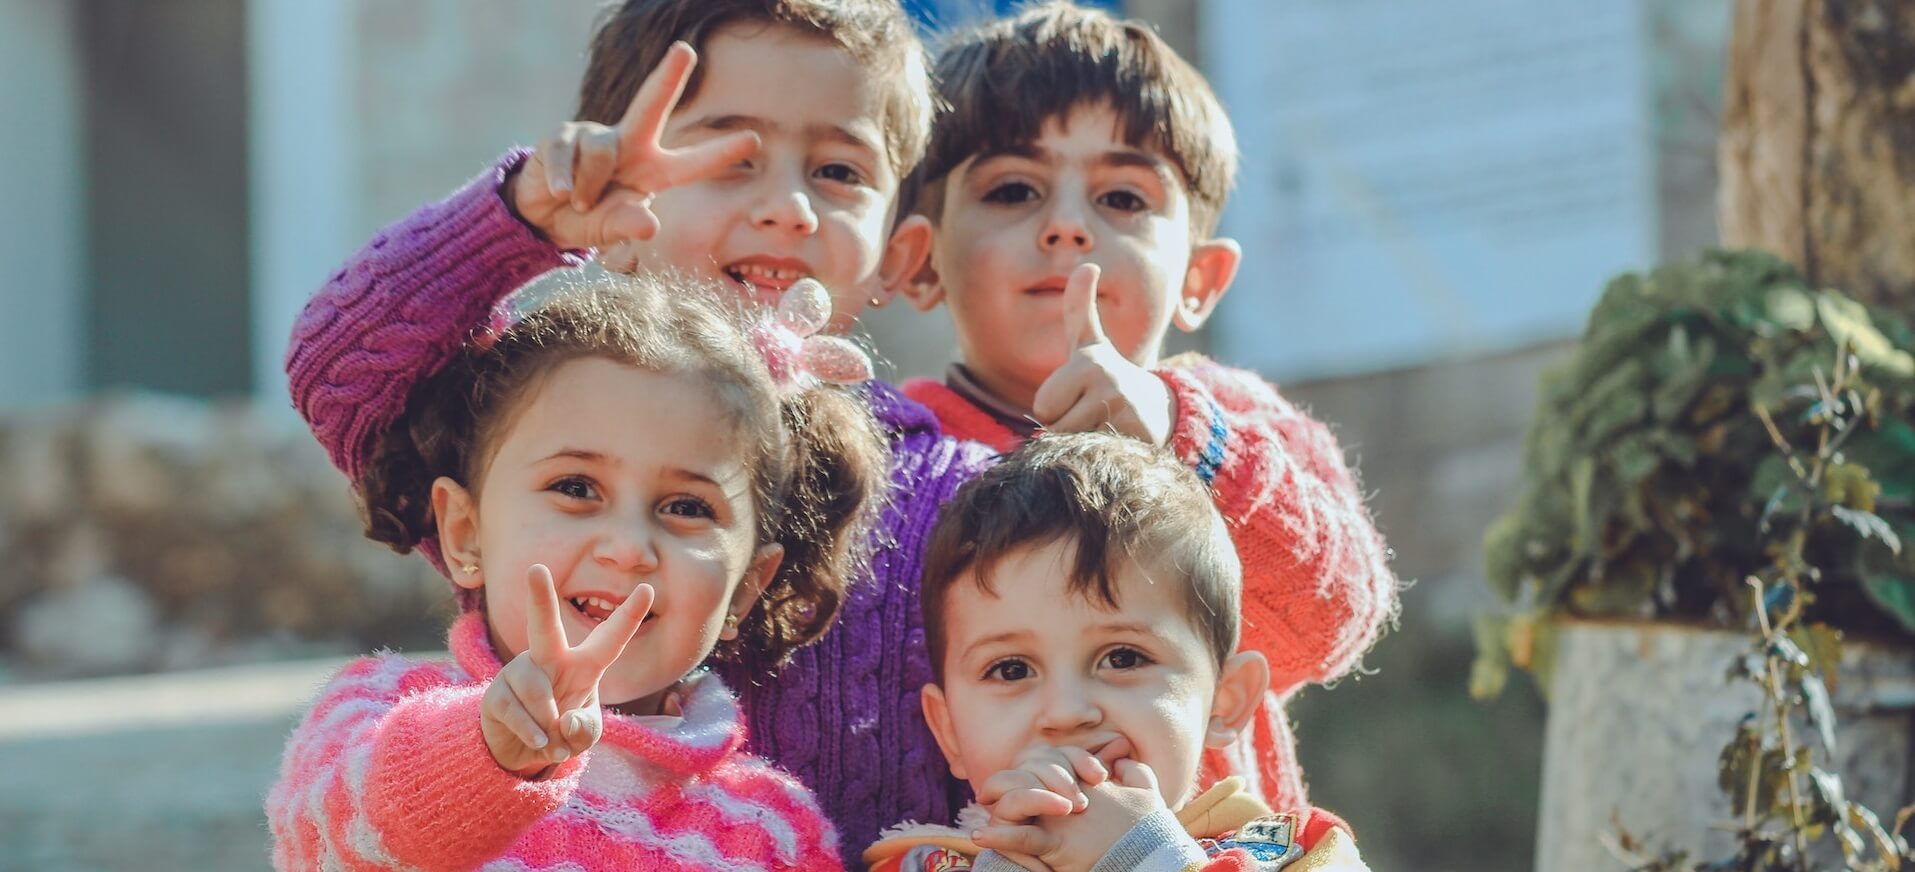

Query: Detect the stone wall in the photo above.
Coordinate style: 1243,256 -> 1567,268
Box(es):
0,395 -> 447,680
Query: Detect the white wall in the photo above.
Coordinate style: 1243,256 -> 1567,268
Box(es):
249,0 -> 356,409
0,0 -> 84,407
248,1 -> 606,406
1203,0 -> 1659,380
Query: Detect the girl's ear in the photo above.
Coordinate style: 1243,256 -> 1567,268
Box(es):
723,543 -> 784,640
1204,650 -> 1270,749
1174,237 -> 1241,333
432,476 -> 484,591
920,682 -> 970,781
875,214 -> 935,308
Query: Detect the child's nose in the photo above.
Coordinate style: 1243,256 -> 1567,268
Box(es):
1038,208 -> 1093,253
1035,680 -> 1102,732
750,176 -> 819,235
592,523 -> 660,574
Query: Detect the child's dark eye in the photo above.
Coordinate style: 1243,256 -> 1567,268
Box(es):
816,163 -> 866,186
983,658 -> 1032,682
549,477 -> 597,500
1101,647 -> 1151,670
1099,190 -> 1148,213
662,497 -> 716,519
983,181 -> 1038,205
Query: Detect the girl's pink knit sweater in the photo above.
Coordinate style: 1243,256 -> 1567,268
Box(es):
266,614 -> 842,871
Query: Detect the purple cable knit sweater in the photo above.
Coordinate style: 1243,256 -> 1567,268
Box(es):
284,152 -> 995,862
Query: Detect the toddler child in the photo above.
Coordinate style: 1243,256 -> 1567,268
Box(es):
899,2 -> 1397,809
268,276 -> 886,870
865,433 -> 1368,871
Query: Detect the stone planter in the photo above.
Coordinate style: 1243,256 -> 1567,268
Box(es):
1536,619 -> 1915,871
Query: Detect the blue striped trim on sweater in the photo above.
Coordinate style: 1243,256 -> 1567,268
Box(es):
1194,394 -> 1228,486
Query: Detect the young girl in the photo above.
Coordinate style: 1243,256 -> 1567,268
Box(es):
268,276 -> 887,870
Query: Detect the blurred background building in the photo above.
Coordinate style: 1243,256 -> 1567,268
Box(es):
0,0 -> 1733,868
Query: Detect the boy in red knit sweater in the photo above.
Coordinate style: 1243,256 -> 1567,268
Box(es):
898,3 -> 1396,811
864,434 -> 1368,871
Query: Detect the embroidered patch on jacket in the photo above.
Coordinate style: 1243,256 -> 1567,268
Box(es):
905,846 -> 973,871
1207,814 -> 1306,866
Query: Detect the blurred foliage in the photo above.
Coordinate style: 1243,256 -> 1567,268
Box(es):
1474,250 -> 1915,700
1615,324 -> 1912,870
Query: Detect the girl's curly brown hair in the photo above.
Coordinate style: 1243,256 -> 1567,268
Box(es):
356,273 -> 888,666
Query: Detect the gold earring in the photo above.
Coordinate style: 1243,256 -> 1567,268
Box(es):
461,562 -> 478,575
724,614 -> 740,630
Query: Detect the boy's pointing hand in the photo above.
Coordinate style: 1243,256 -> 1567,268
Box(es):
1031,264 -> 1176,446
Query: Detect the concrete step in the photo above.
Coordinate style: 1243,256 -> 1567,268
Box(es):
0,657 -> 352,871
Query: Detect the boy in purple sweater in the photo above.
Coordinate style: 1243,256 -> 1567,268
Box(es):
284,0 -> 991,861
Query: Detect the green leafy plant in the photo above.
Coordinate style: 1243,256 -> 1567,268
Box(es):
1607,343 -> 1912,870
1473,250 -> 1915,700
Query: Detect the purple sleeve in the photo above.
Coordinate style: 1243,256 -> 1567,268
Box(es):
283,149 -> 583,481
718,384 -> 1002,866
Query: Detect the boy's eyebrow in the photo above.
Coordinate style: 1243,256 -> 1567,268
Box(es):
959,629 -> 1033,659
970,142 -> 1046,164
1090,620 -> 1162,637
967,144 -> 1175,183
1097,149 -> 1174,178
690,114 -> 884,158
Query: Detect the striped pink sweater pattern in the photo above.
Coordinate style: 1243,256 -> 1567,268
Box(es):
267,614 -> 843,871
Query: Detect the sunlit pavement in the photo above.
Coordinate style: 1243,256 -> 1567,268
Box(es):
0,658 -> 359,870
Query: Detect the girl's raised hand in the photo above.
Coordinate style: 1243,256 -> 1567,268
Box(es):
481,564 -> 653,777
509,41 -> 762,251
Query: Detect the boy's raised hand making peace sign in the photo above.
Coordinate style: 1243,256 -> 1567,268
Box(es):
482,564 -> 654,777
505,42 -> 761,252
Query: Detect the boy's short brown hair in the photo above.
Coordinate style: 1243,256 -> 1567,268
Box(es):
919,432 -> 1242,682
577,0 -> 933,179
917,2 -> 1238,235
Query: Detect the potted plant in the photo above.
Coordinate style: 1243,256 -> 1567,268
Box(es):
1473,249 -> 1915,869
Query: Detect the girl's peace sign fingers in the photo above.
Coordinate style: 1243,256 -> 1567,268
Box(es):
569,124 -> 622,212
523,564 -> 573,668
642,129 -> 761,193
575,583 -> 654,674
613,42 -> 762,196
617,42 -> 699,153
521,567 -> 651,709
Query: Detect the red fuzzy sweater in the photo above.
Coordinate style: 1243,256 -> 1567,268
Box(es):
904,354 -> 1397,811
